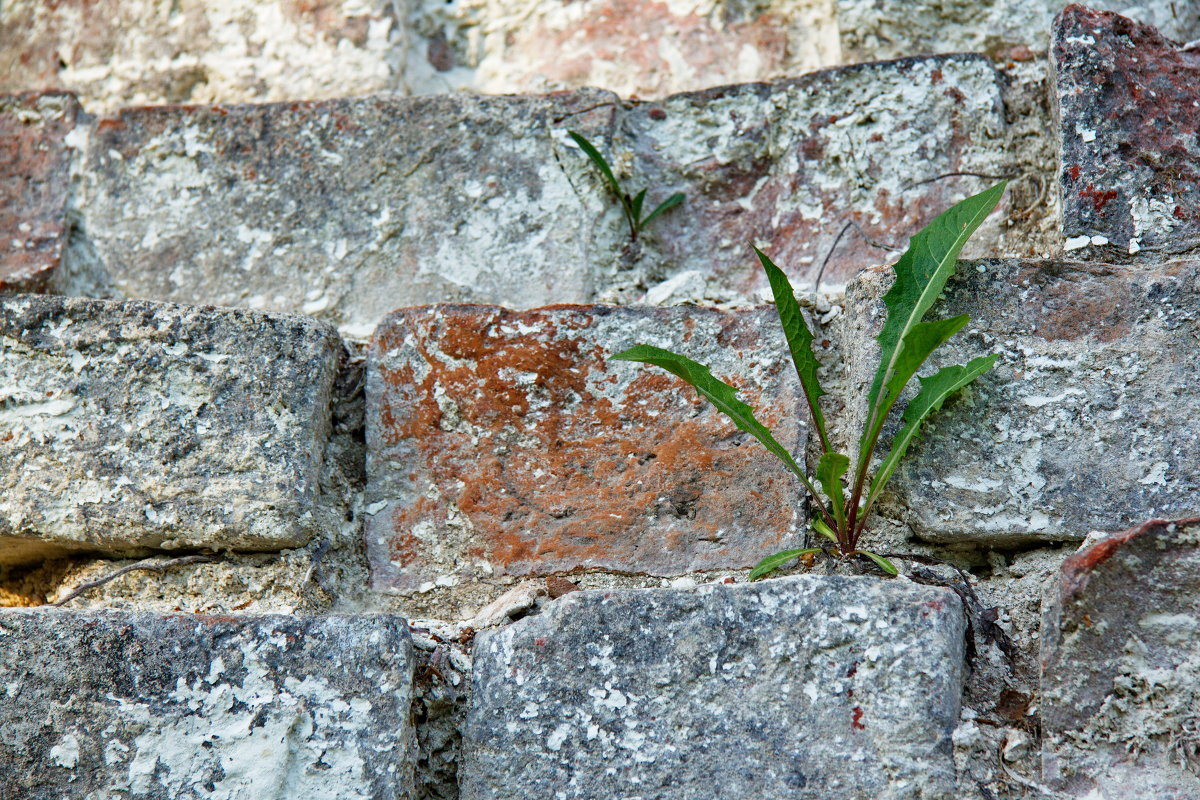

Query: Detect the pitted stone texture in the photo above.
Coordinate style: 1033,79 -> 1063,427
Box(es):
841,258 -> 1200,546
462,575 -> 966,800
0,0 -> 406,114
616,54 -> 1011,293
0,294 -> 341,564
1041,518 -> 1200,797
0,609 -> 416,800
839,0 -> 1197,63
365,304 -> 806,593
1054,4 -> 1200,261
406,0 -> 840,99
69,93 -> 615,334
0,92 -> 81,293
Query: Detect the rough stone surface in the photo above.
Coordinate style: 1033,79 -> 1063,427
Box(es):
613,53 -> 1012,294
0,91 -> 82,293
0,609 -> 416,800
1053,4 -> 1200,261
0,0 -> 407,114
406,0 -> 840,99
462,575 -> 966,800
365,304 -> 807,594
840,257 -> 1200,546
838,0 -> 1198,63
0,294 -> 342,564
1041,518 -> 1200,797
66,92 -> 615,335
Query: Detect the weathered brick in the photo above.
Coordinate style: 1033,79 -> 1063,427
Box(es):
462,575 -> 966,799
69,93 -> 615,334
618,53 -> 1011,291
839,0 -> 1197,63
1054,4 -> 1200,260
0,294 -> 341,564
365,304 -> 807,593
1041,518 -> 1200,796
840,258 -> 1200,546
407,0 -> 840,98
0,91 -> 81,293
0,609 -> 416,799
0,0 -> 405,114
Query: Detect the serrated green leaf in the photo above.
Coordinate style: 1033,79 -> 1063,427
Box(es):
609,345 -> 821,498
749,548 -> 822,581
863,353 -> 999,518
859,183 -> 1005,459
855,550 -> 898,576
816,451 -> 850,530
756,247 -> 830,452
640,192 -> 685,227
568,130 -> 623,199
630,188 -> 647,224
812,517 -> 839,544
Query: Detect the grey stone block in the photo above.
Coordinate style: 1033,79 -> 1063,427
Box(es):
617,53 -> 1010,292
1041,517 -> 1200,797
838,0 -> 1197,63
0,294 -> 341,564
0,609 -> 416,800
840,258 -> 1200,545
68,92 -> 616,335
461,575 -> 966,800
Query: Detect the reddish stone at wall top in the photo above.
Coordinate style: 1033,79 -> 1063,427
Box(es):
1053,4 -> 1200,261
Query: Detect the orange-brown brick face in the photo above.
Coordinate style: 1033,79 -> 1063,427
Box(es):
365,304 -> 809,591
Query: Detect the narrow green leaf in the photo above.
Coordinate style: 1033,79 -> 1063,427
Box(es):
859,182 -> 1005,458
816,451 -> 850,530
568,130 -> 623,199
812,517 -> 839,544
639,192 -> 685,227
756,247 -> 830,452
609,345 -> 813,489
749,548 -> 822,581
855,550 -> 899,576
630,188 -> 647,225
863,354 -> 999,517
859,315 -> 970,455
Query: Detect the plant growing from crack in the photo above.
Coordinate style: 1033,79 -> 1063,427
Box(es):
568,130 -> 684,241
611,183 -> 1006,579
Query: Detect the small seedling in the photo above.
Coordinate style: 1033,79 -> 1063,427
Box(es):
611,183 -> 1005,579
567,130 -> 684,241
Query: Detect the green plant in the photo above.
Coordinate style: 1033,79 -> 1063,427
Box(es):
567,130 -> 684,241
610,183 -> 1006,579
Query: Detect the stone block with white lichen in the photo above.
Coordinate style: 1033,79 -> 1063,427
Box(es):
461,575 -> 966,799
840,257 -> 1200,545
0,294 -> 341,564
1041,517 -> 1200,797
0,610 -> 416,799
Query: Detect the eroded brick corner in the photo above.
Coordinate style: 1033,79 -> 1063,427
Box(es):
0,91 -> 82,292
365,304 -> 808,593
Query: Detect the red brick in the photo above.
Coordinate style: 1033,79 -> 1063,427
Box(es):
0,91 -> 80,292
365,304 -> 807,592
1053,5 -> 1200,259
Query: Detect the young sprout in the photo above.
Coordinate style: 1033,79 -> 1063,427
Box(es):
611,183 -> 1006,579
567,130 -> 684,241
